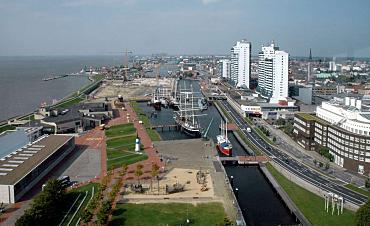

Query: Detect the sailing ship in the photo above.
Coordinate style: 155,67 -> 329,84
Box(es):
151,89 -> 161,111
173,84 -> 205,138
216,119 -> 232,156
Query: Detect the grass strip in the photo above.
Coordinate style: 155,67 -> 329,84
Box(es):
109,202 -> 227,226
266,163 -> 356,226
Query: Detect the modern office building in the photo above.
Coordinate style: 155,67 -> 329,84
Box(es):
293,96 -> 370,175
230,40 -> 251,88
0,135 -> 75,203
257,42 -> 289,102
219,59 -> 231,79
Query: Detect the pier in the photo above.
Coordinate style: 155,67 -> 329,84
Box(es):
218,155 -> 270,165
149,124 -> 179,132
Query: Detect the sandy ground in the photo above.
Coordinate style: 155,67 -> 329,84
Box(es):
94,78 -> 173,99
123,168 -> 214,200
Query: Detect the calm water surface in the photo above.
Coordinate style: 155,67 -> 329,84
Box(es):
0,56 -> 122,121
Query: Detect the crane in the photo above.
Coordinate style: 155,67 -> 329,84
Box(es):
108,49 -> 133,81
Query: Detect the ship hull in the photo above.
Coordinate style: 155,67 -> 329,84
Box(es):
153,102 -> 161,111
216,144 -> 232,156
182,125 -> 202,138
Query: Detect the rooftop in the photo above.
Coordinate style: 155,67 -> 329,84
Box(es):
0,135 -> 73,185
0,130 -> 29,159
296,113 -> 329,125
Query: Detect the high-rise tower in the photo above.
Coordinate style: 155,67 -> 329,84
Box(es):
230,40 -> 251,88
257,42 -> 289,101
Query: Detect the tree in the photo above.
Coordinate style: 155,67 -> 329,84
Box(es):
366,179 -> 370,189
151,163 -> 160,192
120,163 -> 128,177
319,147 -> 334,162
356,199 -> 370,226
135,164 -> 144,185
325,162 -> 330,170
16,179 -> 67,226
81,209 -> 93,223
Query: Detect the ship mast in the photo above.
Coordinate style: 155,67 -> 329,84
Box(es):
225,118 -> 228,140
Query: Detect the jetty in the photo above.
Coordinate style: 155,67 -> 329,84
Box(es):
218,155 -> 270,165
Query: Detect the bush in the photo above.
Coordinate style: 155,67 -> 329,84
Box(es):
356,199 -> 370,226
365,179 -> 370,189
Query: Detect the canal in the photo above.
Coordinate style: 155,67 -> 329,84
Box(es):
138,79 -> 297,226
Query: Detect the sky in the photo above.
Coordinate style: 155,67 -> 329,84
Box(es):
0,0 -> 370,57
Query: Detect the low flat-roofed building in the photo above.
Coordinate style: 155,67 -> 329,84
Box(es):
0,135 -> 75,203
39,102 -> 112,134
228,93 -> 298,119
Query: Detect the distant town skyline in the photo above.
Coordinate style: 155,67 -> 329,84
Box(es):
0,0 -> 370,57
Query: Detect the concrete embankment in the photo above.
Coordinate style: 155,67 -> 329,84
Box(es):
260,163 -> 311,226
269,161 -> 359,212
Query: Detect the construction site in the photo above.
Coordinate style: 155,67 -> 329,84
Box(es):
93,77 -> 175,101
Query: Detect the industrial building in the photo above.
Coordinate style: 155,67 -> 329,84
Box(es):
293,96 -> 370,175
0,134 -> 75,203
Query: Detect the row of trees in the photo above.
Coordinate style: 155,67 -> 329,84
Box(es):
258,126 -> 271,137
16,179 -> 67,226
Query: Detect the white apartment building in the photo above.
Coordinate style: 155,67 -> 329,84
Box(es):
219,59 -> 231,79
230,40 -> 251,88
257,42 -> 289,101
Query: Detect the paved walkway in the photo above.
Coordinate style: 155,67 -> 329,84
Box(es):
75,127 -> 106,179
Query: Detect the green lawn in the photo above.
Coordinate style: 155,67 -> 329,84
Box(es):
61,183 -> 99,226
105,123 -> 147,169
235,129 -> 262,156
106,123 -> 136,138
266,163 -> 356,226
130,101 -> 161,141
244,116 -> 253,125
146,128 -> 161,141
55,96 -> 85,109
345,184 -> 370,199
215,101 -> 233,122
109,203 -> 227,226
106,135 -> 137,149
0,124 -> 16,133
107,153 -> 148,170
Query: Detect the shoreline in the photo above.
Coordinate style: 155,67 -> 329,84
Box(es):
0,74 -> 104,131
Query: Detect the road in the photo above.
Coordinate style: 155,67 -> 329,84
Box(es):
220,100 -> 368,206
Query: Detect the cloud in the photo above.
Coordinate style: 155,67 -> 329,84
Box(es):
201,0 -> 223,5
